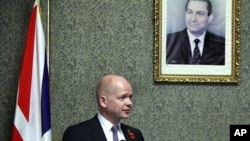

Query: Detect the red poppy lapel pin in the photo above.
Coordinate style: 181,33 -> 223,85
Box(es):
127,129 -> 135,139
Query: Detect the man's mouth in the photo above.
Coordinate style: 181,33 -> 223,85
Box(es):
188,23 -> 199,27
123,109 -> 131,113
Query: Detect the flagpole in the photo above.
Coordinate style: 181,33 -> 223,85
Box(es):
47,0 -> 50,70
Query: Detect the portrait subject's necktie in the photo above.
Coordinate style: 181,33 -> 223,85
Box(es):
192,39 -> 201,64
111,125 -> 119,141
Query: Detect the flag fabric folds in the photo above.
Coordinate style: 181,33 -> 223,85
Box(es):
11,0 -> 52,140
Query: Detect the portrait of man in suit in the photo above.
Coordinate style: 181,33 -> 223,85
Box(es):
166,0 -> 225,65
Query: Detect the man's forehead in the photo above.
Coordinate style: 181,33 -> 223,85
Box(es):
187,1 -> 208,11
188,0 -> 208,8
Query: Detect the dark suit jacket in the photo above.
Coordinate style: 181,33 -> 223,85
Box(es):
166,29 -> 225,65
62,115 -> 144,141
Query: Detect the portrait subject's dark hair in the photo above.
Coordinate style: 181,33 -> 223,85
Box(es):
185,0 -> 212,16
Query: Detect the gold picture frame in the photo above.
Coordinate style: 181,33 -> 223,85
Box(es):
154,0 -> 240,83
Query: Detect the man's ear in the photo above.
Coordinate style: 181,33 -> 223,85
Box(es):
99,95 -> 107,108
208,14 -> 214,23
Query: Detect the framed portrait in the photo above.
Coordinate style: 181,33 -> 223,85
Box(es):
154,0 -> 241,83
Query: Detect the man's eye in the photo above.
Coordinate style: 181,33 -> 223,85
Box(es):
197,12 -> 205,16
119,96 -> 126,100
186,9 -> 193,14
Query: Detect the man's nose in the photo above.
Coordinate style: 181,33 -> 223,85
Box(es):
190,14 -> 197,21
126,98 -> 133,105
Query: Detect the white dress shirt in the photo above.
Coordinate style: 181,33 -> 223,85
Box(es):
97,113 -> 126,141
187,29 -> 206,57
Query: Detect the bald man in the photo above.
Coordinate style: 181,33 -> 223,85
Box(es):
63,74 -> 144,141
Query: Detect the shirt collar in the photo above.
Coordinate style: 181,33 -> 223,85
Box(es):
97,112 -> 121,130
187,29 -> 206,43
187,29 -> 206,56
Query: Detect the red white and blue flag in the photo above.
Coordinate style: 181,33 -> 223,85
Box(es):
11,0 -> 52,140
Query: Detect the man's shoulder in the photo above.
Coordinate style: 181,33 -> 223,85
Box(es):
167,29 -> 188,43
167,29 -> 187,37
121,123 -> 144,140
62,116 -> 105,141
205,31 -> 225,43
65,116 -> 98,131
121,123 -> 142,133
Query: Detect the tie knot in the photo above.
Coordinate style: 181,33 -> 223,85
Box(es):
111,125 -> 119,132
194,39 -> 200,45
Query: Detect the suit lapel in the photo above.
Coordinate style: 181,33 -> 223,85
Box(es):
121,125 -> 131,141
180,30 -> 193,64
89,115 -> 107,141
201,32 -> 219,64
121,124 -> 137,141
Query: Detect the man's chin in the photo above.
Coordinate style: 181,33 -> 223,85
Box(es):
188,27 -> 204,34
189,30 -> 204,37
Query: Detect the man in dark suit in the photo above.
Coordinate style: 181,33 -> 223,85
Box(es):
63,74 -> 144,141
166,0 -> 225,65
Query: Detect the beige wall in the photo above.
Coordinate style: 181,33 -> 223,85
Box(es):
1,0 -> 250,140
